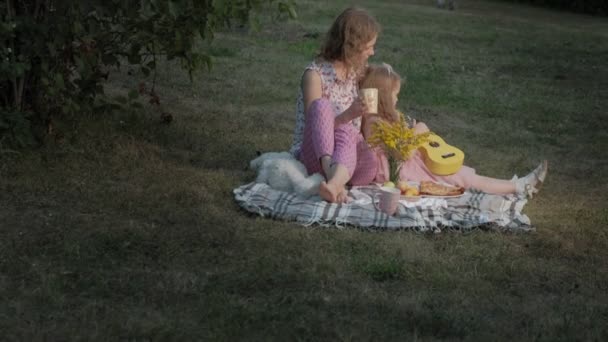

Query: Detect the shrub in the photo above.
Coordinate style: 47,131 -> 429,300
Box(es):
0,0 -> 296,148
498,0 -> 608,16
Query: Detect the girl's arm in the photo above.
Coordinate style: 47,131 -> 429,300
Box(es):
413,121 -> 430,134
362,114 -> 382,140
301,70 -> 365,125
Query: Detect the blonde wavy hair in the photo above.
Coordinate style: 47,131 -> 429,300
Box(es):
360,63 -> 402,123
318,7 -> 380,76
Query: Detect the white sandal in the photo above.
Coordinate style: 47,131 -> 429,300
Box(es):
515,160 -> 548,199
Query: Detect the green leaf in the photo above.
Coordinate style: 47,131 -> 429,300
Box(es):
130,43 -> 142,57
128,89 -> 139,99
115,95 -> 127,104
74,56 -> 86,73
201,54 -> 212,71
73,20 -> 84,34
71,101 -> 81,112
47,42 -> 58,57
278,2 -> 298,19
102,53 -> 118,66
128,44 -> 142,66
130,102 -> 144,109
87,17 -> 100,34
287,6 -> 297,19
128,53 -> 141,64
54,73 -> 65,89
250,16 -> 261,32
213,0 -> 226,13
174,30 -> 183,51
168,0 -> 178,18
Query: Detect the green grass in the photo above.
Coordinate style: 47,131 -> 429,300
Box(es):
2,0 -> 608,340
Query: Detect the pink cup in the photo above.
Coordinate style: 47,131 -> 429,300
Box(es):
373,186 -> 401,216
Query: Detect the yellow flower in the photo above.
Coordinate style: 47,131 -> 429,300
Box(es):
368,111 -> 431,182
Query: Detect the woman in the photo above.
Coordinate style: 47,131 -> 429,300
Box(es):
290,7 -> 381,203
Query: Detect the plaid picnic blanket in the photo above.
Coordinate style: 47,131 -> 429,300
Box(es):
233,182 -> 534,233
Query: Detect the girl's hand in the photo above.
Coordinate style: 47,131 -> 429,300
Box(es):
413,121 -> 430,134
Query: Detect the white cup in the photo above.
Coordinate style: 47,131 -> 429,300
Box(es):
359,88 -> 378,114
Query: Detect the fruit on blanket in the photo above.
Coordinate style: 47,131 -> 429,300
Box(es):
404,188 -> 419,197
397,180 -> 420,196
383,181 -> 395,188
397,181 -> 409,193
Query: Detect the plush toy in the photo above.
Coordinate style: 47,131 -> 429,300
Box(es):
249,152 -> 324,198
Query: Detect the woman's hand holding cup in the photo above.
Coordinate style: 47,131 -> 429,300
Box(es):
346,96 -> 368,120
344,88 -> 377,122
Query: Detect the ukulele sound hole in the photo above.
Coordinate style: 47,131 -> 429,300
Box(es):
442,153 -> 456,159
429,141 -> 440,148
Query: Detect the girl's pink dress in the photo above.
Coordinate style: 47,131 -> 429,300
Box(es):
375,151 -> 477,189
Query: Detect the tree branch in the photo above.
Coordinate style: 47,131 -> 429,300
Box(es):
7,0 -> 14,18
151,41 -> 157,94
34,0 -> 43,19
11,78 -> 18,109
8,0 -> 17,108
1,86 -> 8,106
17,77 -> 25,111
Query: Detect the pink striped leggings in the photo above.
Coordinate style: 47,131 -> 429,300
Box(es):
298,99 -> 379,186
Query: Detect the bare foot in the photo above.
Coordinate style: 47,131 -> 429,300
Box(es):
319,181 -> 341,203
336,189 -> 350,203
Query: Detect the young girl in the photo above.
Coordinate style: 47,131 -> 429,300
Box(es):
359,63 -> 548,198
290,7 -> 382,203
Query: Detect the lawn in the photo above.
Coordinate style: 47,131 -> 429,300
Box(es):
1,0 -> 607,340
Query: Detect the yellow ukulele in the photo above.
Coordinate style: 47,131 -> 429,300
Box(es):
418,134 -> 464,175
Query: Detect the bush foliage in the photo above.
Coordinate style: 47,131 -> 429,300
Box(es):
0,0 -> 296,148
500,0 -> 608,16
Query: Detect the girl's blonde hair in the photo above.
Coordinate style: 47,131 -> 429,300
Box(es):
318,7 -> 380,76
360,63 -> 402,122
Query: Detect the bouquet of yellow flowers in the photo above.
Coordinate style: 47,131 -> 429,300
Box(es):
368,111 -> 431,184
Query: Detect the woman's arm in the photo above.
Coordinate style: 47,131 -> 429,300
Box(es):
301,70 -> 364,125
301,69 -> 322,112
